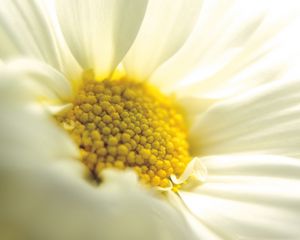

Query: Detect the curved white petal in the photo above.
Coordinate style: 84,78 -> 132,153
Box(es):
6,58 -> 73,102
168,191 -> 224,240
0,0 -> 62,69
175,154 -> 300,239
124,0 -> 202,81
151,0 -> 300,96
190,71 -> 300,158
0,61 -> 78,167
171,157 -> 207,185
55,0 -> 148,80
0,162 -> 198,240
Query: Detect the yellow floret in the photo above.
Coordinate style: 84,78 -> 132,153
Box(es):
57,76 -> 191,189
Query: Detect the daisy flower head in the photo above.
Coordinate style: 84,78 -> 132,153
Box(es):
1,0 -> 300,239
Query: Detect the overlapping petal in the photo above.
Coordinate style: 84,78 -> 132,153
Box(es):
0,163 -> 197,240
0,0 -> 62,69
176,154 -> 300,239
189,70 -> 300,158
55,0 -> 148,80
151,0 -> 300,97
124,0 -> 202,80
0,61 -> 78,167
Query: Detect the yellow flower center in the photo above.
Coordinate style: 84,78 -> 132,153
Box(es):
57,74 -> 191,188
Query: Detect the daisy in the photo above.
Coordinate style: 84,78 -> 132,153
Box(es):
1,0 -> 300,239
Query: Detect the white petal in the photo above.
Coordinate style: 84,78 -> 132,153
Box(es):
171,157 -> 207,185
124,0 -> 202,81
0,161 -> 198,240
0,0 -> 62,69
0,61 -> 78,167
167,191 -> 223,240
176,154 -> 300,239
55,0 -> 148,79
151,0 -> 300,96
201,154 -> 300,179
190,72 -> 300,158
6,58 -> 73,102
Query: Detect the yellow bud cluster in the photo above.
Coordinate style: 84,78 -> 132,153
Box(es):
57,77 -> 191,188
